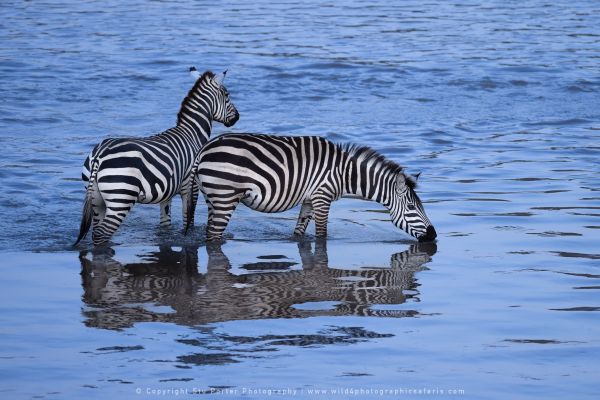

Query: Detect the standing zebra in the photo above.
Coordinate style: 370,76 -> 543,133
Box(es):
75,68 -> 239,246
186,134 -> 437,242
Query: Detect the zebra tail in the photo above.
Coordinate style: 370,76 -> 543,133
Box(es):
74,160 -> 99,246
184,174 -> 197,236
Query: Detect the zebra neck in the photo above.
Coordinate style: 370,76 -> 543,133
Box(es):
176,92 -> 214,145
343,157 -> 387,204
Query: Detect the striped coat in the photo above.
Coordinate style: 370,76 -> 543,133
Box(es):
187,133 -> 436,242
75,69 -> 239,246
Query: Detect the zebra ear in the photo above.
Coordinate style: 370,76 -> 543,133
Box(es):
189,66 -> 201,80
214,69 -> 227,85
414,172 -> 422,181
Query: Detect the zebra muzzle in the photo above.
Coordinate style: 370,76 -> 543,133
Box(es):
224,111 -> 239,127
418,225 -> 437,242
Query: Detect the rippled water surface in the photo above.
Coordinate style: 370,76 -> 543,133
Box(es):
1,1 -> 599,399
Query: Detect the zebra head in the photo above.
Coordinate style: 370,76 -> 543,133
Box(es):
208,70 -> 239,127
388,173 -> 436,242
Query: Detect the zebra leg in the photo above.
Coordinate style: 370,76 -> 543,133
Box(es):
205,198 -> 240,241
180,184 -> 199,228
293,200 -> 313,236
206,202 -> 214,233
311,197 -> 332,237
160,200 -> 171,227
190,180 -> 199,226
92,200 -> 135,245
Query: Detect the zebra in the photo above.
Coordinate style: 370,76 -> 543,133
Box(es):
186,133 -> 437,242
75,67 -> 239,246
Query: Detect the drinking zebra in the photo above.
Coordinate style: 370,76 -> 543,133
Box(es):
75,68 -> 239,246
186,134 -> 437,242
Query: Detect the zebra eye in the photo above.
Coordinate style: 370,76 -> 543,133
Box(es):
407,203 -> 416,210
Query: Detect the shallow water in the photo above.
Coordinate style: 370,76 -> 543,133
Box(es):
0,0 -> 599,398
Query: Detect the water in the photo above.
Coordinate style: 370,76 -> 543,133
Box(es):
0,0 -> 599,398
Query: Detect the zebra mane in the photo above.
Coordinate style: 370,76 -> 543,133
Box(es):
342,143 -> 417,189
177,70 -> 215,122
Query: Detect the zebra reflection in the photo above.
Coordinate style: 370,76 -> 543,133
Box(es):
80,241 -> 436,330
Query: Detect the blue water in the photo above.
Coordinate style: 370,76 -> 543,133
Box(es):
0,0 -> 599,399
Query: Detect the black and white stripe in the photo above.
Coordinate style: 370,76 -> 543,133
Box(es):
75,68 -> 239,246
187,134 -> 436,241
80,240 -> 436,329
